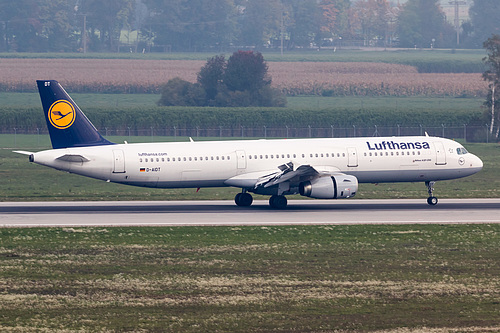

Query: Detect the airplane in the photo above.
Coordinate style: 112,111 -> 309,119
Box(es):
14,80 -> 483,208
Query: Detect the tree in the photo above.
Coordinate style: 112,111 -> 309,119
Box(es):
283,0 -> 321,49
0,0 -> 43,52
238,0 -> 281,49
197,55 -> 226,103
396,0 -> 454,48
78,0 -> 134,52
469,0 -> 500,48
157,77 -> 206,106
39,0 -> 75,52
353,0 -> 391,46
218,50 -> 285,107
482,34 -> 500,138
318,0 -> 339,42
224,50 -> 270,92
158,51 -> 285,107
145,0 -> 237,52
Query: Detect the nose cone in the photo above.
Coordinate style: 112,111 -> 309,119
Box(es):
470,154 -> 483,174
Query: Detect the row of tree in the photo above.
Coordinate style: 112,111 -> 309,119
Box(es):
0,0 -> 499,53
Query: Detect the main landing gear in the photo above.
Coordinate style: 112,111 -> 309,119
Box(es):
234,192 -> 253,207
426,181 -> 438,206
269,195 -> 288,209
234,192 -> 288,208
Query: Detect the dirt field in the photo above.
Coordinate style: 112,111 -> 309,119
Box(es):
0,58 -> 487,96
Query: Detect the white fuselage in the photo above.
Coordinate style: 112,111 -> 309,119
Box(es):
31,136 -> 483,193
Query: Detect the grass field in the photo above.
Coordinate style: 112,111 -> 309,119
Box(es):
0,92 -> 484,110
0,48 -> 486,65
0,225 -> 499,332
1,138 -> 498,202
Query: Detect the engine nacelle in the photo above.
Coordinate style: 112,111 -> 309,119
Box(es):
299,175 -> 358,199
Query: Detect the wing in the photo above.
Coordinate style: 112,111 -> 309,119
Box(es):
225,161 -> 341,192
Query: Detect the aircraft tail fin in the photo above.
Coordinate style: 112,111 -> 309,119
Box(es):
37,80 -> 114,149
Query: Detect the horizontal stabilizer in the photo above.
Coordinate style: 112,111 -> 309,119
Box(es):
13,150 -> 34,155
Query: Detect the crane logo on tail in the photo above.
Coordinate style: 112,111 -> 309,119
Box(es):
48,100 -> 76,129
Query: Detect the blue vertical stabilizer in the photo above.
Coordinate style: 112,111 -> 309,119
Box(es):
37,80 -> 114,149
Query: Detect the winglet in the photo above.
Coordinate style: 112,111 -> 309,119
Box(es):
37,80 -> 114,149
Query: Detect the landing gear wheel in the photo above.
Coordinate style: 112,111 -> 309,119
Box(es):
269,195 -> 288,209
235,192 -> 253,207
427,196 -> 438,206
425,181 -> 438,206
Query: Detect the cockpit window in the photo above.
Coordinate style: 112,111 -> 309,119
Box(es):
456,147 -> 468,155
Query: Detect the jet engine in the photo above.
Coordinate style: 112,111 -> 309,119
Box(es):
299,175 -> 358,199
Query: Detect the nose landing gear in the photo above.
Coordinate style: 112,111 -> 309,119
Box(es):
426,181 -> 438,205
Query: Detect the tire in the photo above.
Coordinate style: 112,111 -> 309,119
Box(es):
234,193 -> 242,206
427,196 -> 438,206
236,192 -> 253,207
269,195 -> 287,209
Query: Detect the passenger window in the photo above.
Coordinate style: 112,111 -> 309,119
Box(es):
293,154 -> 296,158
189,157 -> 192,161
227,156 -> 230,160
249,155 -> 252,159
216,156 -> 219,160
287,154 -> 290,158
140,158 -> 143,162
222,156 -> 225,160
183,157 -> 187,161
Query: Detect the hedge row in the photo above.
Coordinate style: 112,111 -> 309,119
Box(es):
0,106 -> 486,131
394,59 -> 485,73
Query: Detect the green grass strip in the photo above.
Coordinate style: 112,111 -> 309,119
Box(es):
0,225 -> 499,332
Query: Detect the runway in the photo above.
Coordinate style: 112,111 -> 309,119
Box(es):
1,199 -> 500,227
